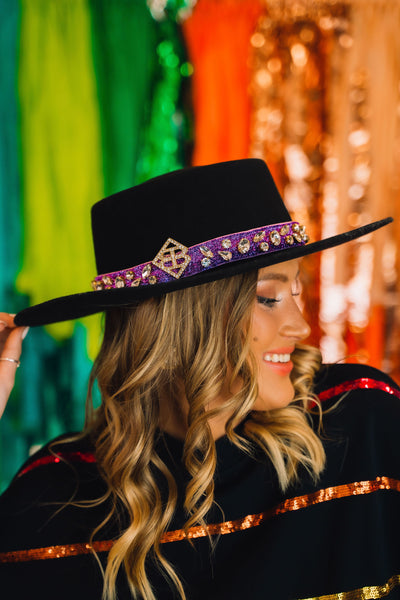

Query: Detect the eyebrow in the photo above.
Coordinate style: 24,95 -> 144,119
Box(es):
257,269 -> 300,283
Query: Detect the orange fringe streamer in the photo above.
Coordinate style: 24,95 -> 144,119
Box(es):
182,0 -> 263,165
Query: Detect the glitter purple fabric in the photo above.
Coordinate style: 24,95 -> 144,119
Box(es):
91,221 -> 308,290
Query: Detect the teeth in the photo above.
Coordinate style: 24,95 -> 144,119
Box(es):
263,353 -> 291,363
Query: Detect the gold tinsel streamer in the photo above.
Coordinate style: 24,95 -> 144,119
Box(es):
250,0 -> 400,378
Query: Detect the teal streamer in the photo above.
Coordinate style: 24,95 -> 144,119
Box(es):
0,0 -> 21,309
0,0 -> 24,489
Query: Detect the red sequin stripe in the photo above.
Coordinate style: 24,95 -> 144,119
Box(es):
17,379 -> 399,478
318,378 -> 400,403
1,476 -> 399,562
17,452 -> 96,478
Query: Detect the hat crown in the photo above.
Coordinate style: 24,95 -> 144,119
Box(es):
91,159 -> 291,275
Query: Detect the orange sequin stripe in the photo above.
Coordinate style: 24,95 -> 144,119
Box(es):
0,540 -> 113,563
298,573 -> 400,600
1,475 -> 399,562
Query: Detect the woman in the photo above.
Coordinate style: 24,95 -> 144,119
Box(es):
1,159 -> 399,600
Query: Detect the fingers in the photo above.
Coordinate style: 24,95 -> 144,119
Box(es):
1,325 -> 28,363
0,315 -> 29,419
0,312 -> 17,330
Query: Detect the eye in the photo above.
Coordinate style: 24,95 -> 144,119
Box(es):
256,295 -> 281,308
291,278 -> 301,297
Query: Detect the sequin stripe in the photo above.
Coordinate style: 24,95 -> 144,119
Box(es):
17,451 -> 96,478
0,540 -> 112,563
318,378 -> 400,403
2,476 -> 399,562
17,378 -> 398,478
298,573 -> 400,600
161,476 -> 400,543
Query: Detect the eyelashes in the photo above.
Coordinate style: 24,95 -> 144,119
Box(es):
256,290 -> 301,308
256,295 -> 280,307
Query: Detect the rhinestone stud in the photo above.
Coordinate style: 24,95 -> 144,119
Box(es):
218,250 -> 232,261
270,230 -> 281,246
260,242 -> 269,252
200,246 -> 214,258
92,280 -> 103,291
238,238 -> 250,254
293,232 -> 303,243
280,225 -> 290,236
142,264 -> 152,278
222,239 -> 232,249
115,276 -> 125,288
285,235 -> 294,245
102,276 -> 113,287
292,223 -> 300,233
148,276 -> 157,285
253,231 -> 266,243
201,257 -> 211,267
125,270 -> 135,280
132,278 -> 141,287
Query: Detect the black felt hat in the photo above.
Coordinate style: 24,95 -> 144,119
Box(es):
15,159 -> 392,327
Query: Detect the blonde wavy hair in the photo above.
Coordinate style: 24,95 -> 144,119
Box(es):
83,270 -> 325,600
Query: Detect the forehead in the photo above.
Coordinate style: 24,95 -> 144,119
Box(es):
257,259 -> 300,282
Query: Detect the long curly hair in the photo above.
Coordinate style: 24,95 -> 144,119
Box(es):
83,270 -> 325,600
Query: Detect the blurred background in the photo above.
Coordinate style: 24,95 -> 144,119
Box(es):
1,0 -> 400,489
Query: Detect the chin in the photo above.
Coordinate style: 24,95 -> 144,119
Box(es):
252,383 -> 296,411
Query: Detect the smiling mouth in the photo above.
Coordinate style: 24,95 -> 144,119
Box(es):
263,353 -> 291,363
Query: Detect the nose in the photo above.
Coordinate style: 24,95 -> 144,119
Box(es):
279,299 -> 311,341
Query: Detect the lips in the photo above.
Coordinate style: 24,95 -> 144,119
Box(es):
263,353 -> 291,363
262,347 -> 295,363
262,347 -> 295,375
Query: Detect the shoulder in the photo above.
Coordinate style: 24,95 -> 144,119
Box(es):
315,363 -> 400,400
10,431 -> 97,483
314,362 -> 400,423
314,362 -> 400,409
313,363 -> 400,480
0,432 -> 107,552
1,432 -> 102,504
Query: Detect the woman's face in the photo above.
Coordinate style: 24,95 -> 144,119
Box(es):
249,258 -> 310,411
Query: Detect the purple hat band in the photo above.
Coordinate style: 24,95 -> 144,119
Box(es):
91,221 -> 309,291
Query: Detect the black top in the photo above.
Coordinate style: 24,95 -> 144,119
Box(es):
1,363 -> 400,599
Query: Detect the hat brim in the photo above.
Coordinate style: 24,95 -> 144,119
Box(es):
14,217 -> 393,327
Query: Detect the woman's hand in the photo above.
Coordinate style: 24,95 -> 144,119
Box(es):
0,313 -> 28,419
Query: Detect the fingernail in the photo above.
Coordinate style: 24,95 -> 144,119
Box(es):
0,321 -> 6,332
22,327 -> 30,339
9,314 -> 16,317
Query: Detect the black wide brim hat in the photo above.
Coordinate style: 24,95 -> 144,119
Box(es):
15,159 -> 392,327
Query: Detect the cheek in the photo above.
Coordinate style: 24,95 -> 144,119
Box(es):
249,307 -> 276,351
249,309 -> 295,410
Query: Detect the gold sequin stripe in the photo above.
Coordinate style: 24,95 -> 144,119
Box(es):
1,476 -> 399,562
298,573 -> 400,600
